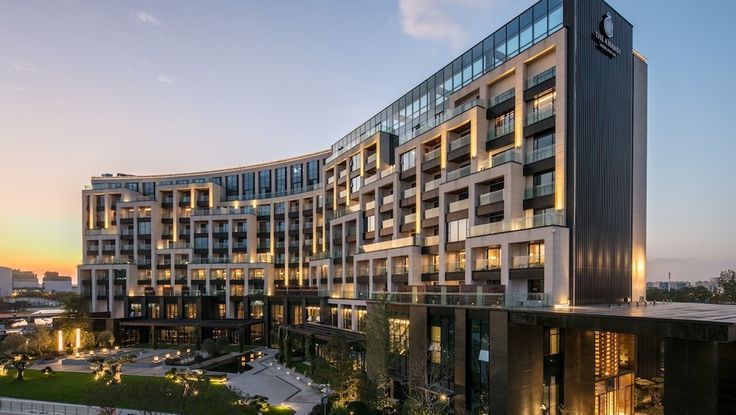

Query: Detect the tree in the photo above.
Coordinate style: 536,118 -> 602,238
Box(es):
403,349 -> 454,415
201,338 -> 216,357
97,330 -> 115,348
58,292 -> 91,330
716,269 -> 736,303
90,354 -> 136,384
312,333 -> 363,407
215,336 -> 228,353
364,300 -> 397,412
27,326 -> 55,356
1,333 -> 27,354
5,354 -> 31,381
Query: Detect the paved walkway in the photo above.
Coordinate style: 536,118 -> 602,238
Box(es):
228,348 -> 323,415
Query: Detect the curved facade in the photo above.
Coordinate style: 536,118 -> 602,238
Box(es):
75,1 -> 688,414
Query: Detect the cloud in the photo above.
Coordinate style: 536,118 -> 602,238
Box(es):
131,10 -> 161,26
156,73 -> 175,84
12,62 -> 38,72
5,85 -> 24,92
398,0 -> 492,47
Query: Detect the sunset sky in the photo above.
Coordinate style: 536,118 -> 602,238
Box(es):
0,0 -> 734,283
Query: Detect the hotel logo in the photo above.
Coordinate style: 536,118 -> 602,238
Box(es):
592,12 -> 621,58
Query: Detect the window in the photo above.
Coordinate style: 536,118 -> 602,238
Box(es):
194,237 -> 208,250
142,182 -> 155,196
365,215 -> 375,233
166,303 -> 178,319
494,110 -> 515,135
533,132 -> 555,150
351,176 -> 362,193
529,242 -> 545,266
242,172 -> 255,199
185,303 -> 197,319
275,167 -> 287,193
148,303 -> 160,319
218,303 -> 226,319
126,182 -> 139,192
306,160 -> 319,186
447,218 -> 468,242
342,307 -> 352,330
258,170 -> 271,196
291,164 -> 303,190
469,318 -> 490,413
400,149 -> 416,172
138,221 -> 151,235
350,154 -> 361,171
226,175 -> 238,197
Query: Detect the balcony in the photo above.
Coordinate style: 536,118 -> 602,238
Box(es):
525,106 -> 555,129
510,256 -> 545,281
371,291 -> 504,307
403,187 -> 416,200
424,147 -> 440,162
478,190 -> 503,206
424,207 -> 439,219
424,178 -> 441,193
359,235 -> 421,253
365,200 -> 376,211
525,145 -> 555,165
446,165 -> 471,182
487,124 -> 515,151
491,88 -> 515,106
402,213 -> 416,225
448,198 -> 470,213
448,134 -> 470,152
524,183 -> 555,199
470,212 -> 564,237
382,194 -> 394,205
380,165 -> 396,178
424,235 -> 439,246
364,174 -> 378,186
525,67 -> 556,90
472,259 -> 501,283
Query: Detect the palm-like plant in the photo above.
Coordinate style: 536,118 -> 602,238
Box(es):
89,354 -> 136,383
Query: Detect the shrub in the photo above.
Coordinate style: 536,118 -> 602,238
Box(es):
215,336 -> 228,353
96,330 -> 115,347
201,339 -> 216,357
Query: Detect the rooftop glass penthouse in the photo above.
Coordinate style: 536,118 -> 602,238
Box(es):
328,0 -> 564,162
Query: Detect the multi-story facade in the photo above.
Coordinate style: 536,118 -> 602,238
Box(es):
78,0 -> 736,414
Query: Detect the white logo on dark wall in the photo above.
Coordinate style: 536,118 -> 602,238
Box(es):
592,12 -> 621,58
602,12 -> 614,38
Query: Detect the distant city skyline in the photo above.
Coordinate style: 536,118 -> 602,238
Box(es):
1,0 -> 734,282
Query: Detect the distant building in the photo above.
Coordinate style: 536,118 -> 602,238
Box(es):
0,266 -> 12,297
12,270 -> 39,289
42,272 -> 73,293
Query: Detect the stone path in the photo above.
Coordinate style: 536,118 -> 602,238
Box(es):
227,348 -> 324,415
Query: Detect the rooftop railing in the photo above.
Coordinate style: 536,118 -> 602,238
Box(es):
470,212 -> 564,237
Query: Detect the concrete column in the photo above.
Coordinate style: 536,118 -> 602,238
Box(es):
664,338 -> 719,414
91,269 -> 98,312
225,268 -> 232,318
563,328 -> 595,413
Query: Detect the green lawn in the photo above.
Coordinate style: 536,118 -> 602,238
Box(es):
0,369 -> 252,414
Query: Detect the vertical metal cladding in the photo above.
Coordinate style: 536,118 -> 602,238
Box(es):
566,0 -> 635,305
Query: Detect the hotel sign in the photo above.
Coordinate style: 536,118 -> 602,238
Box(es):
592,13 -> 621,58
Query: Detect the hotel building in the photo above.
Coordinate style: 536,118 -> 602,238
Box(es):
78,0 -> 736,413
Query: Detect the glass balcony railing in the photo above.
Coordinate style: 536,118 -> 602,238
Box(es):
448,135 -> 470,152
446,165 -> 471,182
424,147 -> 440,162
478,189 -> 503,205
525,67 -> 556,89
470,211 -> 564,237
511,255 -> 545,269
371,291 -> 504,307
474,259 -> 501,271
524,183 -> 555,199
488,124 -> 515,141
424,207 -> 439,219
424,178 -> 441,192
491,88 -> 515,106
525,145 -> 555,164
525,106 -> 555,125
